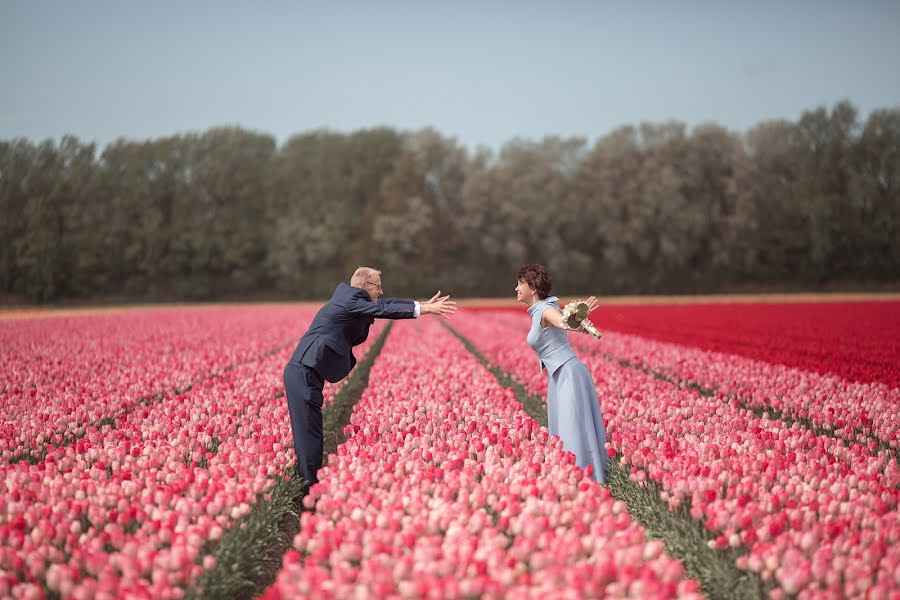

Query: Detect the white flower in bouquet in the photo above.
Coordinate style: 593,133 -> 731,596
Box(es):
561,299 -> 602,339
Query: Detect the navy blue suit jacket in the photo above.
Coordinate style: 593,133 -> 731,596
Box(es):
288,283 -> 416,383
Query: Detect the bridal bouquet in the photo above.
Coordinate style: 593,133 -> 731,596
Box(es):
561,300 -> 602,339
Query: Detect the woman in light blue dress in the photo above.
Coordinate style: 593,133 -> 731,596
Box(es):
516,264 -> 608,483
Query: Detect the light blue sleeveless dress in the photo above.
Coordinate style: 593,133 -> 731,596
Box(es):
527,296 -> 608,483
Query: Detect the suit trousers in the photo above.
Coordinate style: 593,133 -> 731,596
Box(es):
283,363 -> 325,485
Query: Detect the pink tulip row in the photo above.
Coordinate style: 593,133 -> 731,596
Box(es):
1,306 -> 313,464
557,316 -> 900,452
263,319 -> 701,600
1,312 -> 388,600
1,343 -> 294,599
451,312 -> 900,599
320,321 -> 388,410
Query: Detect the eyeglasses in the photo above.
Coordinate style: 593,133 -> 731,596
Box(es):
363,281 -> 383,291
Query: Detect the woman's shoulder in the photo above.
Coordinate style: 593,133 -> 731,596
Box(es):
541,295 -> 560,309
528,296 -> 560,317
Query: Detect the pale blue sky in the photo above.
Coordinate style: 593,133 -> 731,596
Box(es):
1,1 -> 898,150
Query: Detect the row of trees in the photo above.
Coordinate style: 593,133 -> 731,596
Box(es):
1,100 -> 897,303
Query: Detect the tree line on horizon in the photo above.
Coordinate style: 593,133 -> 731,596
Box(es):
1,100 -> 897,304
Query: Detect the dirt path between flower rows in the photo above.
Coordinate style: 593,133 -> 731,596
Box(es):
2,292 -> 899,320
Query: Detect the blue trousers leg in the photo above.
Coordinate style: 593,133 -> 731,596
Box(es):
283,363 -> 325,485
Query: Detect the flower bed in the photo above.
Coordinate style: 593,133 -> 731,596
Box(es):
0,306 -> 314,464
452,311 -> 899,598
0,311 -> 386,598
264,319 -> 699,599
568,326 -> 899,452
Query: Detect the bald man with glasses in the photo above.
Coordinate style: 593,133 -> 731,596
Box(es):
284,266 -> 457,489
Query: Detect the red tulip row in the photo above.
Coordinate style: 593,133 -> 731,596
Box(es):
263,319 -> 701,599
0,312 -> 388,599
565,321 -> 900,452
451,312 -> 900,599
590,301 -> 900,388
0,306 -> 313,464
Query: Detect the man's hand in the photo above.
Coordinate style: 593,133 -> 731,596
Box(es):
421,290 -> 458,320
585,296 -> 599,313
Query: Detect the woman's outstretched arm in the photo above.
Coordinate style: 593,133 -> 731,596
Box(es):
540,296 -> 599,329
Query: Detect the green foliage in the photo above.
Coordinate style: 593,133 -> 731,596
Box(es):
2,102 -> 897,304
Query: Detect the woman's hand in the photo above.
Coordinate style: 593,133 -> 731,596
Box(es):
542,297 -> 600,332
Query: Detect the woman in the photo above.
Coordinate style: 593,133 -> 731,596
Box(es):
515,264 -> 608,483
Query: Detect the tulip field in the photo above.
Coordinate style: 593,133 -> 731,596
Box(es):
1,299 -> 898,599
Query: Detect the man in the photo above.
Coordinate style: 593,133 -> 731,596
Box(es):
283,266 -> 457,487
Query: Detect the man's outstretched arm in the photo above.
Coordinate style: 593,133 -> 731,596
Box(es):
345,290 -> 457,320
345,295 -> 417,319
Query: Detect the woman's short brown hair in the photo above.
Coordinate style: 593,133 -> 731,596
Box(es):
517,264 -> 552,299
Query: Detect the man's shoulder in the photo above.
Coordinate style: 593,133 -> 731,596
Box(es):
330,283 -> 368,308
